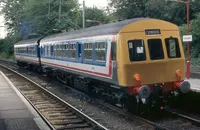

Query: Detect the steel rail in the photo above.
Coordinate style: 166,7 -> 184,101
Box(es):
0,64 -> 108,130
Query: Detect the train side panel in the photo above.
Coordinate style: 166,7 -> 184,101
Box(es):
40,35 -> 119,85
14,43 -> 40,65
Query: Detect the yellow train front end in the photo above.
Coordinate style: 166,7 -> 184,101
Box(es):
117,19 -> 190,105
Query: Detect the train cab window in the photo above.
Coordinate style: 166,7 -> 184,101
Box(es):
165,38 -> 181,58
69,43 -> 76,58
95,41 -> 106,62
111,42 -> 116,61
84,43 -> 92,60
63,44 -> 69,58
128,40 -> 146,61
148,39 -> 164,60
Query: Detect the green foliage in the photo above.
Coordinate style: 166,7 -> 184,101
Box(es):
0,0 -> 112,59
2,0 -> 80,37
179,14 -> 200,66
76,7 -> 112,28
109,0 -> 200,25
2,0 -> 112,37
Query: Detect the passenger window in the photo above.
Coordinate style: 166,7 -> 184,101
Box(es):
47,45 -> 51,57
33,46 -> 36,55
148,39 -> 164,60
45,46 -> 48,56
165,38 -> 181,58
53,45 -> 57,56
70,43 -> 76,58
63,44 -> 69,58
111,42 -> 116,61
128,40 -> 146,61
95,41 -> 106,62
84,42 -> 93,60
57,44 -> 62,57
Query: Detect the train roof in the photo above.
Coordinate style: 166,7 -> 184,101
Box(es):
14,17 -> 151,45
41,18 -> 150,42
14,37 -> 40,45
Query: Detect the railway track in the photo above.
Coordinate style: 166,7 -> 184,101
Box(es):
0,60 -> 168,130
2,59 -> 200,130
0,64 -> 108,130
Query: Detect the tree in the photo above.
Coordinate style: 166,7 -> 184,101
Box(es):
109,0 -> 200,25
1,0 -> 26,37
76,7 -> 112,28
109,0 -> 147,20
179,14 -> 200,65
1,0 -> 79,38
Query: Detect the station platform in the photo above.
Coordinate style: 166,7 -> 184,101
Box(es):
0,71 -> 50,130
186,78 -> 200,92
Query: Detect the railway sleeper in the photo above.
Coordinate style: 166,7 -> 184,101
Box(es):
47,115 -> 78,120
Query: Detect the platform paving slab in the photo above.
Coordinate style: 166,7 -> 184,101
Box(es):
0,71 -> 50,130
186,78 -> 200,92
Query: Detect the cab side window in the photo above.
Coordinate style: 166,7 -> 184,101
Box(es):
111,42 -> 116,61
128,40 -> 146,61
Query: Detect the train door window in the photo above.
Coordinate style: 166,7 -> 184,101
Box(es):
128,40 -> 146,61
111,42 -> 116,61
69,43 -> 76,58
78,43 -> 81,58
165,38 -> 181,58
148,39 -> 164,60
51,45 -> 54,56
95,41 -> 106,62
63,44 -> 69,58
84,42 -> 92,60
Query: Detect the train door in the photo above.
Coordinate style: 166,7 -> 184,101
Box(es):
77,42 -> 83,63
50,44 -> 54,58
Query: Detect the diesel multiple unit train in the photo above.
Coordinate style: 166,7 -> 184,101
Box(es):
14,18 -> 191,110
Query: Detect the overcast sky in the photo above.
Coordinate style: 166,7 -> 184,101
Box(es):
78,0 -> 108,8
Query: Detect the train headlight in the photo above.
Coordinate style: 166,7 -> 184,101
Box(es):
134,74 -> 141,81
176,70 -> 181,77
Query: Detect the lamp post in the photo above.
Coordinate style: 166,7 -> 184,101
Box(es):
178,0 -> 191,79
167,0 -> 193,79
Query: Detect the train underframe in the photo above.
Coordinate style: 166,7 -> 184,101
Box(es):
17,61 -> 190,114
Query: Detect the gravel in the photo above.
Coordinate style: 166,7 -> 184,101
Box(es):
13,68 -> 155,130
